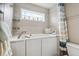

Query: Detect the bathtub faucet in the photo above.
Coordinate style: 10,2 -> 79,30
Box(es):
18,31 -> 32,39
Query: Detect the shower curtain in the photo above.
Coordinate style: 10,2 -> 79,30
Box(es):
0,21 -> 12,56
58,3 -> 69,47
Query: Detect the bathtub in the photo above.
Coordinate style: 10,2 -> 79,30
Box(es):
10,34 -> 58,56
11,34 -> 57,42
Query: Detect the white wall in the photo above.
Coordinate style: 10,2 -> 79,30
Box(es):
13,3 -> 49,35
65,3 -> 79,44
49,4 -> 59,55
49,4 -> 59,34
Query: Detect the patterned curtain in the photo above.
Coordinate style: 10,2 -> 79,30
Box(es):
58,3 -> 69,47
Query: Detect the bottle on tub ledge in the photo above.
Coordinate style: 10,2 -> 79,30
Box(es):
44,27 -> 56,34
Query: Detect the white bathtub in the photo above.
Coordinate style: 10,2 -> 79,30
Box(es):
11,34 -> 57,42
28,34 -> 57,39
10,34 -> 58,56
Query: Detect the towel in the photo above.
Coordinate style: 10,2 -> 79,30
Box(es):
0,21 -> 12,56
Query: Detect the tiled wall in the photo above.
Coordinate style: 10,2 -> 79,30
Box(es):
12,20 -> 46,35
12,3 -> 49,35
49,4 -> 59,34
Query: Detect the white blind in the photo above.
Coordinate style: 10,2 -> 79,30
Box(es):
21,8 -> 45,22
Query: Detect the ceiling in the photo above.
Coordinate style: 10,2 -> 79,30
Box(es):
33,3 -> 56,9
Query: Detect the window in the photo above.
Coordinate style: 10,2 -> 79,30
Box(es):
21,8 -> 45,22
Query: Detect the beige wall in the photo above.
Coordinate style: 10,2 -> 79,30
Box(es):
13,3 -> 49,35
65,3 -> 79,44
